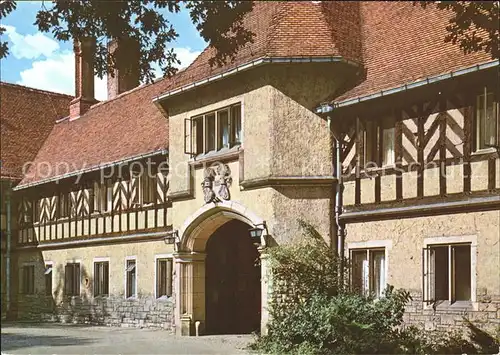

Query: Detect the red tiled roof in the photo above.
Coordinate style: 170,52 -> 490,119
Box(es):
16,1 -> 495,186
18,79 -> 172,186
0,82 -> 72,180
160,1 -> 363,95
334,2 -> 493,103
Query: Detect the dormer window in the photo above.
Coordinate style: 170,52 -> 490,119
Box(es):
186,103 -> 242,156
475,87 -> 499,151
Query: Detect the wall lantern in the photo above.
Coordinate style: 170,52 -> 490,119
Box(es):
249,221 -> 268,247
164,230 -> 180,250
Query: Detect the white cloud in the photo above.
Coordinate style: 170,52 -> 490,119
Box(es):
3,25 -> 59,59
17,45 -> 200,100
175,47 -> 201,69
17,50 -> 108,100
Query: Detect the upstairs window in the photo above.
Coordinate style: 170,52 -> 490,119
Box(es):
362,117 -> 395,168
351,248 -> 386,298
141,174 -> 157,205
59,193 -> 70,218
423,243 -> 471,305
33,199 -> 40,223
186,104 -> 242,156
475,87 -> 499,151
93,181 -> 113,213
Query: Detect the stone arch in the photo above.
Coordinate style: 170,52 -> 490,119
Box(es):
174,200 -> 267,335
179,200 -> 264,252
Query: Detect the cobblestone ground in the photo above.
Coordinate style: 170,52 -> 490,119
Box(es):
1,323 -> 254,354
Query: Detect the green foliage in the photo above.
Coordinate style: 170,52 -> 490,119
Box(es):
251,221 -> 500,354
417,1 -> 500,59
1,1 -> 254,82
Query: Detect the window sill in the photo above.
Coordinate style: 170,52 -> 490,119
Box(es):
471,147 -> 497,156
189,145 -> 242,166
156,295 -> 173,302
424,300 -> 476,311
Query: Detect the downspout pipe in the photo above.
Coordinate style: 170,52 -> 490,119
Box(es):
6,181 -> 12,319
327,115 -> 346,288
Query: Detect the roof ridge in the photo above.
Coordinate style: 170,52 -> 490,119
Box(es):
0,81 -> 74,98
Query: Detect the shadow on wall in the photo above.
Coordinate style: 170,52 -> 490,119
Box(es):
51,263 -> 110,324
16,260 -> 110,325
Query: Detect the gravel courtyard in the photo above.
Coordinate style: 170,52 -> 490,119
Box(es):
1,323 -> 254,354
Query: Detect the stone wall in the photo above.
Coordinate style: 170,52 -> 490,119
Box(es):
402,291 -> 500,334
16,294 -> 174,330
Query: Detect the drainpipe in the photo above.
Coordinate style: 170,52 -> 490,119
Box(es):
327,116 -> 346,288
5,181 -> 12,318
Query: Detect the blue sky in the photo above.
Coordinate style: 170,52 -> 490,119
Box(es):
1,2 -> 207,99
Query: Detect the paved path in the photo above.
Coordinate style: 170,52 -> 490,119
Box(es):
1,323 -> 254,354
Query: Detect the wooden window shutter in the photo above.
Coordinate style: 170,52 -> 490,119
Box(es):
64,264 -> 71,295
104,262 -> 109,295
422,247 -> 435,305
166,259 -> 173,297
75,263 -> 80,295
184,117 -> 194,155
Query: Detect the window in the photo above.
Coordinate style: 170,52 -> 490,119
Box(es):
94,261 -> 109,296
126,259 -> 136,298
423,243 -> 471,305
156,258 -> 173,298
45,264 -> 53,296
351,248 -> 386,297
59,193 -> 70,218
188,104 -> 242,156
22,265 -> 35,294
64,263 -> 80,296
476,87 -> 499,150
91,181 -> 109,213
33,200 -> 40,223
141,174 -> 157,205
362,117 -> 395,167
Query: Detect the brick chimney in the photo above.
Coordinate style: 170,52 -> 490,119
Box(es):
107,37 -> 140,99
69,37 -> 97,120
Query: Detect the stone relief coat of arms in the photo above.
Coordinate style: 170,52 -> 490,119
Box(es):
201,163 -> 233,204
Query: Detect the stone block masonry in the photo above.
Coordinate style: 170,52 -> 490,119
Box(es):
15,294 -> 175,331
403,291 -> 500,334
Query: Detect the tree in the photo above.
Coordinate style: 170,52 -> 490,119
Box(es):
0,0 -> 254,83
417,1 -> 499,59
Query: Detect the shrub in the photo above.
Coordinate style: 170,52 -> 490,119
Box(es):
251,221 -> 499,354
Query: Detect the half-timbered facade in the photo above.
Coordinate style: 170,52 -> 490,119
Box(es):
3,1 -> 499,335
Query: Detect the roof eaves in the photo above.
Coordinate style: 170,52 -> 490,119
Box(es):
153,55 -> 360,104
315,59 -> 499,114
14,148 -> 169,191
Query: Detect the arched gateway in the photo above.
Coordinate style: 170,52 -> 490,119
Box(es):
174,201 -> 267,336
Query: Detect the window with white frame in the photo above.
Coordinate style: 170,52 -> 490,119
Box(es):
362,117 -> 395,168
126,259 -> 136,298
44,264 -> 53,296
94,261 -> 109,296
64,262 -> 80,296
423,243 -> 471,305
22,265 -> 35,294
185,103 -> 242,156
475,87 -> 499,150
351,248 -> 386,297
156,258 -> 173,298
